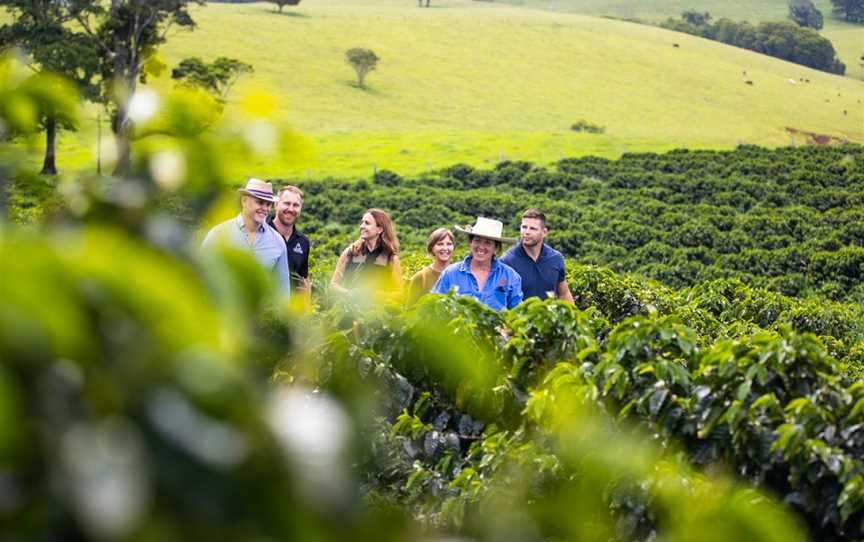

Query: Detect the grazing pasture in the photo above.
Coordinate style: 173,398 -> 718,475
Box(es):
502,0 -> 864,80
6,0 -> 863,178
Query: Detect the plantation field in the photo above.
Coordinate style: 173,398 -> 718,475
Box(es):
29,0 -> 863,179
5,52 -> 864,541
502,0 -> 864,80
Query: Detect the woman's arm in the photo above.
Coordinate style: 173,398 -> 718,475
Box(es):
390,254 -> 403,293
329,249 -> 350,294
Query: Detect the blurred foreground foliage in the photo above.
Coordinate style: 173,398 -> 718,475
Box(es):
305,291 -> 862,541
0,56 -> 858,542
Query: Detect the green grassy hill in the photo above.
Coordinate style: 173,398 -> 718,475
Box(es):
499,0 -> 864,80
35,0 -> 864,178
500,0 -> 832,22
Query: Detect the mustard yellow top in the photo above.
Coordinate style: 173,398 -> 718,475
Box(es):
406,265 -> 442,306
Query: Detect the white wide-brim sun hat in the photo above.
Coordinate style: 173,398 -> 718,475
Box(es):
454,217 -> 516,243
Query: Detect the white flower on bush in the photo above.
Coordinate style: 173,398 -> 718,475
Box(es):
267,388 -> 352,507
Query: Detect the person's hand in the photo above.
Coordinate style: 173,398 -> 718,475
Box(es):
297,277 -> 311,293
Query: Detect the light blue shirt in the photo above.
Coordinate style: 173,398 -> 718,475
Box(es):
432,256 -> 523,311
201,214 -> 291,294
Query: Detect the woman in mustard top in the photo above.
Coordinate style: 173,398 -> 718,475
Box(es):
406,227 -> 455,306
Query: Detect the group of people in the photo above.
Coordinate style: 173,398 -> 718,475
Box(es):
202,178 -> 574,311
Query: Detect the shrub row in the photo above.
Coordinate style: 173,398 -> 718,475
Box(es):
310,289 -> 863,540
286,145 -> 864,301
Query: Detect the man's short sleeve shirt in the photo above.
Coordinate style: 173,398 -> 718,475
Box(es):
268,217 -> 310,291
501,243 -> 566,300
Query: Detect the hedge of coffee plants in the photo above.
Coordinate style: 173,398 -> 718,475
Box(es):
302,289 -> 862,541
282,143 -> 864,303
3,56 -> 862,541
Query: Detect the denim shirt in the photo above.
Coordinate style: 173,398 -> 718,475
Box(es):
432,256 -> 523,311
201,215 -> 291,294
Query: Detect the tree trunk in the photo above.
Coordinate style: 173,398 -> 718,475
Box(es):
112,107 -> 131,176
110,0 -> 132,176
111,64 -> 135,174
40,117 -> 58,176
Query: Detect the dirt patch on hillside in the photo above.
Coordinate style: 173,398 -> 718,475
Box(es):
785,127 -> 850,146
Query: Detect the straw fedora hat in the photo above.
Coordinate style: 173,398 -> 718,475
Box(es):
454,217 -> 516,243
237,178 -> 279,203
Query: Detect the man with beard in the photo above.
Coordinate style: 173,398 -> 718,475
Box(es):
268,185 -> 311,294
501,209 -> 573,304
201,178 -> 291,295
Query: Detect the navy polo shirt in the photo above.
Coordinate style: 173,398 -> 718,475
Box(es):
268,217 -> 310,291
501,243 -> 566,300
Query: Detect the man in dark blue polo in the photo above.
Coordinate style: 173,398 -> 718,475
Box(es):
501,209 -> 574,304
268,185 -> 311,296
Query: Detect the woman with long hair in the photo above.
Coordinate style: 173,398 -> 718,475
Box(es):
330,208 -> 402,294
406,227 -> 455,306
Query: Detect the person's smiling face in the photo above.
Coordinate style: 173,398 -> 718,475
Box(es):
241,195 -> 273,227
432,236 -> 454,266
276,190 -> 302,228
470,236 -> 496,264
359,213 -> 382,241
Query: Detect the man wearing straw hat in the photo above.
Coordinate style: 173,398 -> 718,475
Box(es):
201,178 -> 291,295
432,217 -> 522,311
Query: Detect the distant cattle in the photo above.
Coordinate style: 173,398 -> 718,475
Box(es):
788,79 -> 796,84
745,80 -> 754,85
672,43 -> 679,48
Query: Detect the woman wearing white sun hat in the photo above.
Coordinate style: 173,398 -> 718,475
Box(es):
431,217 -> 522,311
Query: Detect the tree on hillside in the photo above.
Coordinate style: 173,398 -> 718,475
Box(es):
830,0 -> 864,22
0,0 -> 101,175
171,57 -> 253,103
662,15 -> 845,74
754,21 -> 845,74
265,0 -> 301,13
681,10 -> 711,26
346,48 -> 379,89
788,0 -> 824,29
66,0 -> 205,175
